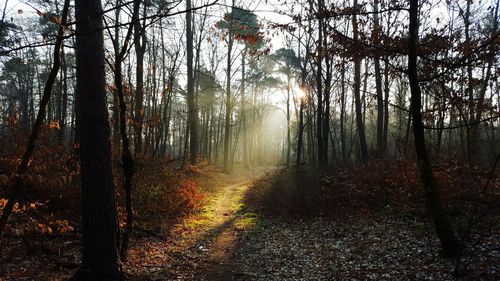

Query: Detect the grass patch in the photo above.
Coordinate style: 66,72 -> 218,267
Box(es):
234,212 -> 258,230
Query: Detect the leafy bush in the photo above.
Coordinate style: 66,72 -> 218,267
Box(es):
132,161 -> 205,228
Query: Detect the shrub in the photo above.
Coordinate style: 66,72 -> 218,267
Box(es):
132,162 -> 205,228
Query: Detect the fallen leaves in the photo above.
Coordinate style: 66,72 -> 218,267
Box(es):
231,217 -> 500,280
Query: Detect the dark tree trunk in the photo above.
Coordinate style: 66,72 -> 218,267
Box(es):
352,0 -> 369,163
408,0 -> 460,257
286,65 -> 291,166
241,48 -> 248,168
297,96 -> 304,166
470,0 -> 498,164
186,0 -> 198,165
374,0 -> 384,156
316,24 -> 325,168
223,9 -> 234,173
133,4 -> 147,155
383,58 -> 390,152
296,31 -> 310,166
59,46 -> 68,143
340,60 -> 347,162
110,0 -> 140,262
72,0 -> 123,279
0,0 -> 70,237
321,11 -> 331,167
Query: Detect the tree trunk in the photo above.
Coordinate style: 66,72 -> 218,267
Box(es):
109,0 -> 140,262
186,0 -> 198,165
340,60 -> 347,162
223,7 -> 234,173
316,21 -> 325,168
352,0 -> 369,163
470,0 -> 498,164
133,4 -> 147,155
241,48 -> 248,168
383,58 -> 390,153
72,0 -> 123,278
286,64 -> 291,166
374,0 -> 384,156
59,46 -> 68,143
0,0 -> 70,238
408,0 -> 460,257
321,10 -> 331,167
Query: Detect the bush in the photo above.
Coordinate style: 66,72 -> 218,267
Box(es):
244,158 -> 500,225
244,168 -> 325,218
132,161 -> 205,228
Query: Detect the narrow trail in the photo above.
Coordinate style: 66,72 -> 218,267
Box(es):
192,180 -> 250,280
127,167 -> 269,280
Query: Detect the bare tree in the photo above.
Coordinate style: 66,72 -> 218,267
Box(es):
408,0 -> 460,257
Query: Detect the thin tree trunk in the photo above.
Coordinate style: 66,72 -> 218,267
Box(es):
408,0 -> 460,257
133,4 -> 147,155
223,6 -> 234,173
340,60 -> 347,162
110,0 -> 140,262
0,0 -> 70,237
374,0 -> 384,156
241,48 -> 248,168
470,0 -> 498,164
383,58 -> 390,152
353,0 -> 369,163
186,0 -> 198,165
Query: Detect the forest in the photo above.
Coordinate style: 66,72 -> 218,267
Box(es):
0,0 -> 499,280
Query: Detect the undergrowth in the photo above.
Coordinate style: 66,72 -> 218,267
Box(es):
244,158 -> 500,230
0,126 -> 214,238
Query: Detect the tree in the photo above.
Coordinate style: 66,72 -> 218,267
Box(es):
0,0 -> 70,237
107,0 -> 140,262
216,4 -> 263,172
186,0 -> 198,165
236,9 -> 263,168
0,57 -> 34,130
71,0 -> 122,279
273,48 -> 300,165
133,1 -> 148,155
373,0 -> 385,156
407,0 -> 460,257
216,3 -> 236,173
470,0 -> 499,164
352,0 -> 369,163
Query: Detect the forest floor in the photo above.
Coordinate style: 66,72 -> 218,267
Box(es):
1,164 -> 499,280
124,165 -> 499,281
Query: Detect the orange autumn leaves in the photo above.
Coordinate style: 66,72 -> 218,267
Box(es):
0,199 -> 74,236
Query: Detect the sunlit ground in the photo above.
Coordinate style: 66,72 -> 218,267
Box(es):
124,166 -> 268,280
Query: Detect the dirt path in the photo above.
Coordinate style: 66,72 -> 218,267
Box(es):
126,166 -> 269,280
194,180 -> 249,280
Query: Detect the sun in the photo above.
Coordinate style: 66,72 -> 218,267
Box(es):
295,85 -> 306,101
